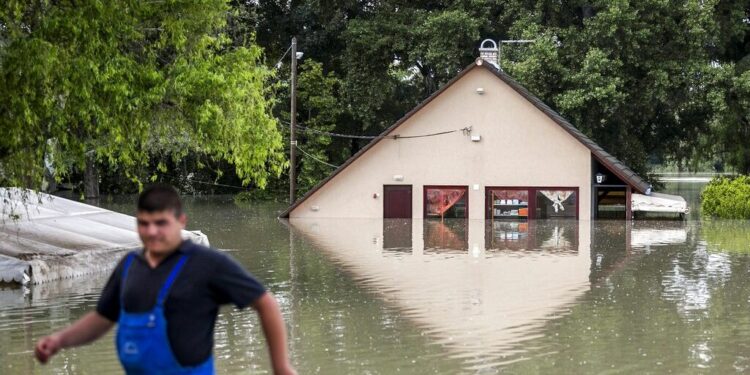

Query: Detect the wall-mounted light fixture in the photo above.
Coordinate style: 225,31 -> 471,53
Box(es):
476,87 -> 485,95
311,205 -> 320,211
595,173 -> 607,184
393,175 -> 404,181
373,193 -> 380,199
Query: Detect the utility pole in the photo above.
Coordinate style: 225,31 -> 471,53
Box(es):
289,37 -> 298,204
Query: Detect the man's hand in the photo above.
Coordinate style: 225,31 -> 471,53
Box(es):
35,334 -> 63,364
274,363 -> 298,375
33,312 -> 114,364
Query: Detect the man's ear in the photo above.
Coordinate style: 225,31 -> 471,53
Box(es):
178,213 -> 187,228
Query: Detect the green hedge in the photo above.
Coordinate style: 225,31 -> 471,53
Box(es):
701,176 -> 750,219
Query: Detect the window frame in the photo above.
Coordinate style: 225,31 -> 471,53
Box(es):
423,185 -> 470,219
485,186 -> 579,220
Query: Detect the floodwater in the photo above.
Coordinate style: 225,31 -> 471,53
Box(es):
2,180 -> 750,373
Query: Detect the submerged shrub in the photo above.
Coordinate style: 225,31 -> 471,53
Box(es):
701,176 -> 750,219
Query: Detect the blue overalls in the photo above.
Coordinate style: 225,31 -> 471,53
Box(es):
116,252 -> 214,375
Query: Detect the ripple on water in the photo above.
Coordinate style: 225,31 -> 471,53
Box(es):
5,195 -> 750,374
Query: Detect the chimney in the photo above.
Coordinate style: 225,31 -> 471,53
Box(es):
479,39 -> 499,67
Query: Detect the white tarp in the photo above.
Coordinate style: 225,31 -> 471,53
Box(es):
0,188 -> 208,285
631,192 -> 689,214
0,254 -> 30,284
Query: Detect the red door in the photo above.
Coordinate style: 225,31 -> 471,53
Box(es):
384,185 -> 412,218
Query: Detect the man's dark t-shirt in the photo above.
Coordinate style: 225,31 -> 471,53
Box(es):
97,240 -> 266,366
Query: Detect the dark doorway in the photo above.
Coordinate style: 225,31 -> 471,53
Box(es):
595,186 -> 628,219
384,185 -> 412,218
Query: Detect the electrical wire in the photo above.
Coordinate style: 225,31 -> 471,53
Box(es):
157,172 -> 252,190
274,45 -> 292,69
284,121 -> 472,140
189,179 -> 251,190
293,124 -> 380,139
295,145 -> 340,168
391,129 -> 462,139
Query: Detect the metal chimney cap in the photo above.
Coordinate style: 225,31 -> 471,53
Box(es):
479,39 -> 498,51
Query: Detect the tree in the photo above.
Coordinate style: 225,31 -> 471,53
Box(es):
0,0 -> 284,197
248,0 -> 750,185
707,67 -> 750,174
341,2 -> 483,131
295,60 -> 341,194
503,0 -> 723,178
703,1 -> 750,174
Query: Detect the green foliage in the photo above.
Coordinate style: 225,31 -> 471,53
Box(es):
701,176 -> 750,219
295,60 -> 341,194
706,67 -> 750,174
0,0 -> 284,192
253,0 -> 750,190
341,4 -> 482,130
504,0 -> 725,176
3,0 -> 750,200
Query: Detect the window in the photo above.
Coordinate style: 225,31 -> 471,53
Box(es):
424,186 -> 468,219
488,189 -> 529,220
535,190 -> 577,219
486,187 -> 578,220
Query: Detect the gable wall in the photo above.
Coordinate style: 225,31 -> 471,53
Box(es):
290,67 -> 592,219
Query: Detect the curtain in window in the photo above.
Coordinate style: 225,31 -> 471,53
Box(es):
426,188 -> 466,217
539,190 -> 574,213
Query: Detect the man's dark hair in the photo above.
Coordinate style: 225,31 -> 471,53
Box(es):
137,184 -> 183,216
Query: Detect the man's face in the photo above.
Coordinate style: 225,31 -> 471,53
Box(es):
136,210 -> 186,254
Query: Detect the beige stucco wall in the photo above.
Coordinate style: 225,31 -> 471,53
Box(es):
290,64 -> 592,219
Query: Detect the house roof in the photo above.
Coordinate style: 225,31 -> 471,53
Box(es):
280,59 -> 649,218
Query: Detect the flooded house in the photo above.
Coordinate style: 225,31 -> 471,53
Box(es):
280,40 -> 687,220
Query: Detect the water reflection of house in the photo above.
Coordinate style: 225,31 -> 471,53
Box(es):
281,41 -> 687,221
286,218 -> 689,368
289,219 -> 593,368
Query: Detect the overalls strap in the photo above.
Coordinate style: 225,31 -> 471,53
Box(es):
156,254 -> 190,307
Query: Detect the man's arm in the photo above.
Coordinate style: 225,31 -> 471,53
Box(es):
35,312 -> 114,364
252,292 -> 296,375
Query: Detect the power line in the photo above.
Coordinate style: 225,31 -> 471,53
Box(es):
189,179 -> 251,190
391,128 -> 465,139
293,124 -> 380,139
295,145 -> 339,168
274,44 -> 292,69
284,121 -> 472,140
158,172 -> 252,190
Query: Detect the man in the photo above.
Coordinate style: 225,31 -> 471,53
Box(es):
34,184 -> 296,374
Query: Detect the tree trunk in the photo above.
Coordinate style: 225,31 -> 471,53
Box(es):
84,153 -> 100,199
